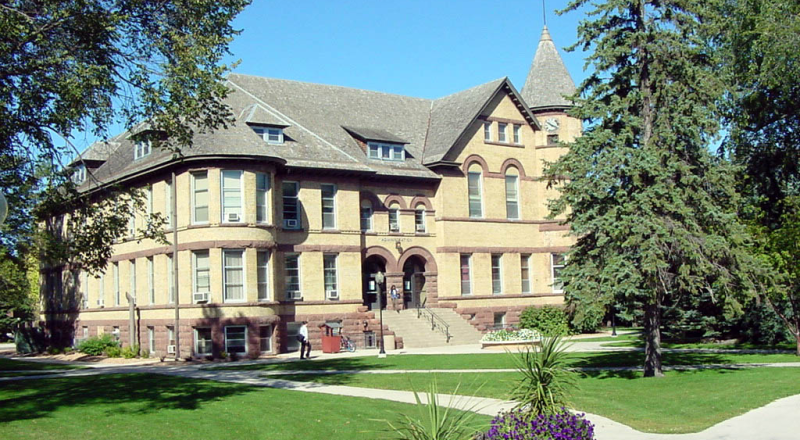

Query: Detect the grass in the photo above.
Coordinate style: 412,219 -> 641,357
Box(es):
210,350 -> 800,373
0,374 -> 492,440
276,367 -> 800,434
0,358 -> 80,371
0,371 -> 65,378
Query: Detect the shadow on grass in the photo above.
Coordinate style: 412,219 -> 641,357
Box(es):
0,374 -> 256,422
0,358 -> 79,371
209,356 -> 395,372
568,351 -> 733,372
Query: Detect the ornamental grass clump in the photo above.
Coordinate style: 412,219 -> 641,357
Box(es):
484,408 -> 595,440
511,335 -> 576,415
383,381 -> 482,440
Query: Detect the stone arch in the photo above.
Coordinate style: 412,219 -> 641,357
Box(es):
363,246 -> 398,273
360,191 -> 386,212
500,158 -> 527,178
410,195 -> 433,211
460,154 -> 489,175
397,246 -> 438,273
383,194 -> 407,210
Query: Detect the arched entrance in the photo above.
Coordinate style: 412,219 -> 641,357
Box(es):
402,256 -> 426,308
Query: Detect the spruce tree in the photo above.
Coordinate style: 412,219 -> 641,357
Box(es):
548,0 -> 753,376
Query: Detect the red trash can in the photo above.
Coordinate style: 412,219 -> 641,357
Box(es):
319,322 -> 343,353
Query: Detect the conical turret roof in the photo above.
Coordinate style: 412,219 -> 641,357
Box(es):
520,26 -> 576,110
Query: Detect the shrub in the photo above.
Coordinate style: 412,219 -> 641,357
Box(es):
520,306 -> 570,336
220,351 -> 228,360
77,334 -> 119,356
481,329 -> 541,343
121,344 -> 139,359
384,381 -> 481,440
511,336 -> 576,415
141,349 -> 150,358
483,408 -> 595,440
105,345 -> 122,358
567,302 -> 604,334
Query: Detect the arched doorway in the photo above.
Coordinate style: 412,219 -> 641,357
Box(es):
403,256 -> 426,308
363,255 -> 386,311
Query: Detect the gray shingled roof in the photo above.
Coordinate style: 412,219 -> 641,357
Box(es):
342,126 -> 408,144
241,104 -> 291,127
520,26 -> 576,110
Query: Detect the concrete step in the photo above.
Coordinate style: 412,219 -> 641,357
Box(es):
382,308 -> 483,348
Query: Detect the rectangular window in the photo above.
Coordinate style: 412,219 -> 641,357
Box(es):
223,249 -> 245,302
165,180 -> 173,227
282,181 -> 299,228
505,175 -> 519,220
491,254 -> 503,294
259,325 -> 272,353
389,208 -> 399,232
367,142 -> 405,161
521,254 -> 531,294
460,254 -> 471,295
414,209 -> 425,233
192,172 -> 209,223
257,250 -> 270,301
392,146 -> 404,161
192,251 -> 210,301
498,122 -> 507,143
256,173 -> 270,223
98,273 -> 105,307
113,263 -> 120,306
147,257 -> 154,304
321,184 -> 336,229
167,326 -> 175,347
147,326 -> 155,353
368,143 -> 380,159
360,204 -> 372,232
225,326 -> 247,354
493,312 -> 506,330
167,255 -> 175,304
134,139 -> 151,160
551,253 -> 566,293
128,199 -> 136,237
254,127 -> 284,144
195,328 -> 212,356
513,124 -> 521,144
483,122 -> 492,141
323,254 -> 338,299
468,171 -> 483,218
221,170 -> 243,222
285,253 -> 301,300
547,134 -> 559,145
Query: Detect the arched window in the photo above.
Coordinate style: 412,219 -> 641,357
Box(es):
388,203 -> 400,232
467,164 -> 483,218
360,200 -> 373,232
505,167 -> 520,220
414,204 -> 426,233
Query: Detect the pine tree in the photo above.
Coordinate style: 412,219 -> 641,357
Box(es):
548,0 -> 754,376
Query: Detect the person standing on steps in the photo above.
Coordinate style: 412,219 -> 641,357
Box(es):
298,321 -> 311,359
390,285 -> 400,312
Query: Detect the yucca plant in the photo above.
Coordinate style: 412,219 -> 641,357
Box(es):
510,335 -> 577,415
383,381 -> 482,440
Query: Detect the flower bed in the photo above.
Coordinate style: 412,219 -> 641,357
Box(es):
483,408 -> 595,440
481,329 -> 542,349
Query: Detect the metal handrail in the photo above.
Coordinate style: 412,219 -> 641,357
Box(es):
416,299 -> 452,343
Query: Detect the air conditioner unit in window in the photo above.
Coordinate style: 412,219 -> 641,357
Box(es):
167,345 -> 176,354
96,299 -> 104,308
326,290 -> 339,300
416,224 -> 426,232
390,223 -> 399,232
284,219 -> 298,229
286,290 -> 301,300
193,292 -> 209,303
227,212 -> 240,222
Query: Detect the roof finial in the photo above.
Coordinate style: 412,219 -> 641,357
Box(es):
542,0 -> 547,26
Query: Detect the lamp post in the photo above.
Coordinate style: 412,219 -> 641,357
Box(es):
375,271 -> 386,358
611,303 -> 617,337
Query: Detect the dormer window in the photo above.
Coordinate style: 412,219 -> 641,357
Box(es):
72,164 -> 86,184
253,127 -> 284,144
134,139 -> 151,160
367,142 -> 405,162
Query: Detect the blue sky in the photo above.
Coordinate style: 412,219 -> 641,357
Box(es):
226,0 -> 589,98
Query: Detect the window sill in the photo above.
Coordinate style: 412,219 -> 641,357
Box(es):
281,227 -> 305,232
484,141 -> 525,148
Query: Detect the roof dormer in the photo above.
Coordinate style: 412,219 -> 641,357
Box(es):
342,126 -> 409,162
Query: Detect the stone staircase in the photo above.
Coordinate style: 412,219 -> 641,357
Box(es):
382,308 -> 483,348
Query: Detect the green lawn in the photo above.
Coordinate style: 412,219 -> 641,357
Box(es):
0,358 -> 80,371
586,331 -> 797,351
0,374 -> 492,440
210,350 -> 799,372
276,367 -> 800,434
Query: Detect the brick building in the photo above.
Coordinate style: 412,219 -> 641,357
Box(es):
44,26 -> 579,357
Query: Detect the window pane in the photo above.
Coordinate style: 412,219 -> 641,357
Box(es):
225,326 -> 246,354
415,209 -> 425,232
257,251 -> 270,301
505,175 -> 519,220
285,254 -> 301,297
491,255 -> 502,294
193,172 -> 208,223
498,123 -> 507,142
389,209 -> 399,231
460,255 -> 471,295
360,206 -> 372,231
224,250 -> 244,301
483,122 -> 491,141
282,182 -> 299,222
323,254 -> 337,293
321,184 -> 336,229
521,254 -> 531,293
513,125 -> 521,144
468,172 -> 482,218
259,325 -> 272,352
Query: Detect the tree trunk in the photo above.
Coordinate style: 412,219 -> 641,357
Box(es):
795,331 -> 799,357
643,301 -> 664,377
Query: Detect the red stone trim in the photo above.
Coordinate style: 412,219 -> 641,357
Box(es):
409,195 -> 433,210
109,240 -> 277,262
437,245 -> 571,254
276,244 -> 361,253
438,293 -> 564,301
397,246 -> 438,272
500,158 -> 527,178
539,223 -> 570,232
480,116 -> 528,125
461,154 -> 489,175
277,299 -> 363,306
484,141 -> 525,148
360,191 -> 388,212
363,246 -> 398,272
434,216 -> 561,225
535,144 -> 567,150
383,194 -> 407,209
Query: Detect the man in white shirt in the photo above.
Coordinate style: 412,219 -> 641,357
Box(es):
298,321 -> 311,359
